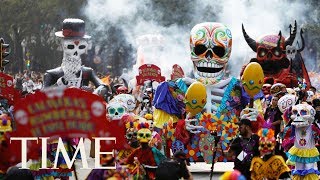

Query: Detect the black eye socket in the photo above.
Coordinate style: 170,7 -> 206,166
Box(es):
145,134 -> 151,138
212,46 -> 225,58
267,143 -> 272,147
258,48 -> 267,57
272,48 -> 282,57
194,44 -> 207,55
292,110 -> 298,115
79,45 -> 86,49
67,45 -> 75,49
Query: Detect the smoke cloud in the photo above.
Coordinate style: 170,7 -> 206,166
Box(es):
84,0 -> 315,78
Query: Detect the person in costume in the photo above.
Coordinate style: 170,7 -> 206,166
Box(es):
250,127 -> 291,180
125,123 -> 166,179
155,151 -> 193,180
43,18 -> 107,96
229,118 -> 260,179
286,103 -> 320,180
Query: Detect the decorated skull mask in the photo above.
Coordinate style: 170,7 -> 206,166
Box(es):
190,22 -> 232,84
107,101 -> 127,120
262,84 -> 272,96
113,94 -> 136,112
171,140 -> 185,154
258,128 -> 276,156
137,128 -> 152,143
291,103 -> 315,127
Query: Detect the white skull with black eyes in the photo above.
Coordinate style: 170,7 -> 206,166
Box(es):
285,45 -> 297,60
62,39 -> 88,59
61,39 -> 87,81
291,103 -> 315,127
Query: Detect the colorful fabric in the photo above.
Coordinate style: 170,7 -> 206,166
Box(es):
153,109 -> 178,128
292,173 -> 320,180
250,155 -> 290,180
292,168 -> 320,176
153,81 -> 181,116
288,146 -> 320,163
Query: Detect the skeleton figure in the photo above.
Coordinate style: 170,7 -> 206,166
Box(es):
189,22 -> 236,113
44,18 -> 107,96
57,39 -> 88,87
185,22 -> 242,133
287,103 -> 320,179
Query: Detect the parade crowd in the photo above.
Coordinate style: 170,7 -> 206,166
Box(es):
1,18 -> 320,180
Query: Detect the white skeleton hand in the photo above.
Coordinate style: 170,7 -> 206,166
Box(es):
185,118 -> 204,134
240,107 -> 258,121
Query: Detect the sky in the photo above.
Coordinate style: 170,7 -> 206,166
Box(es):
84,0 -> 315,78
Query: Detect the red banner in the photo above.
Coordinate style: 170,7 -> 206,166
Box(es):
136,64 -> 165,85
0,72 -> 15,103
170,64 -> 185,80
13,87 -> 107,139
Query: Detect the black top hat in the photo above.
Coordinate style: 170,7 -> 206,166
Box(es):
55,18 -> 91,39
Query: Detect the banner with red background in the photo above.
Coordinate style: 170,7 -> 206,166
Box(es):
0,72 -> 15,103
136,64 -> 165,85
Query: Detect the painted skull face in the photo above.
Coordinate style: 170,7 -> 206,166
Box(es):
137,128 -> 152,143
259,136 -> 276,156
190,22 -> 232,83
62,39 -> 88,59
107,101 -> 127,120
262,84 -> 272,95
171,140 -> 185,154
113,94 -> 136,112
291,104 -> 315,127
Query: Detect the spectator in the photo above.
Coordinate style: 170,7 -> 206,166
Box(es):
155,151 -> 193,180
229,118 -> 260,179
264,96 -> 282,137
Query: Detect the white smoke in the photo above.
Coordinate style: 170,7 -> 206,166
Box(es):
84,0 -> 313,79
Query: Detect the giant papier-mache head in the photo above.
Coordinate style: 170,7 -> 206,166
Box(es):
242,21 -> 297,75
190,22 -> 232,84
291,103 -> 316,127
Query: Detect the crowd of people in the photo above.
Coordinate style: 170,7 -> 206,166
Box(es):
1,18 -> 320,180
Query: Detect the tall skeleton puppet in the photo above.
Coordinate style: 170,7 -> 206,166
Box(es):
185,22 -> 250,133
43,18 -> 107,95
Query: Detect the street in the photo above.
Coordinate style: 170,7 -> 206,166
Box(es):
70,139 -> 233,180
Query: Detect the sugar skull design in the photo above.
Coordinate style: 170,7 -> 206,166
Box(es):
107,101 -> 127,121
190,22 -> 232,84
291,103 -> 315,127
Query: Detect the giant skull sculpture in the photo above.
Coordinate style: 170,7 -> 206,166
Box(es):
291,103 -> 315,127
60,39 -> 88,86
190,22 -> 232,84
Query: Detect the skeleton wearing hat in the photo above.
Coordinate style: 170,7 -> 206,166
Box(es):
44,18 -> 107,96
